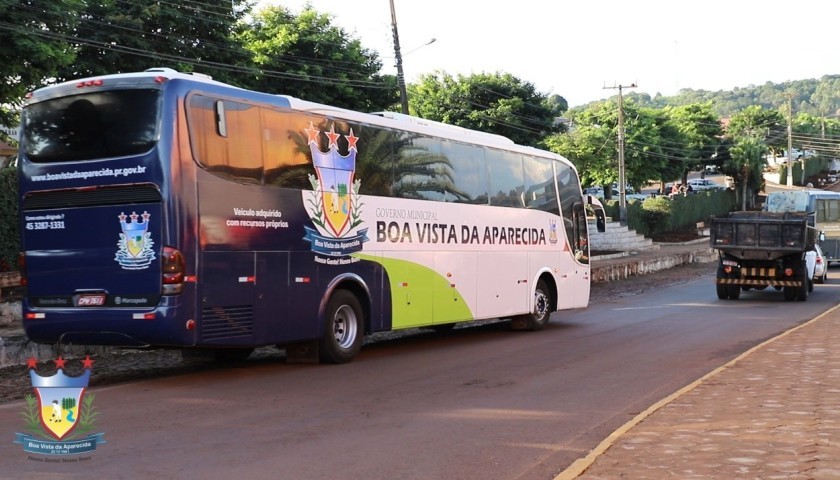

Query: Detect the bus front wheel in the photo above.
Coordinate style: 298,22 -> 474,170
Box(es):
511,280 -> 551,331
319,289 -> 364,364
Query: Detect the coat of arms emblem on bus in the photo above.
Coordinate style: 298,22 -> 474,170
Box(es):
14,356 -> 106,455
115,211 -> 155,269
303,122 -> 369,256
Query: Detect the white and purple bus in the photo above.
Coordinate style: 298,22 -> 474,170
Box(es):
17,69 -> 605,363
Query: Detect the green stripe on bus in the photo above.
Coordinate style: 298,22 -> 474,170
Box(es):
356,254 -> 473,329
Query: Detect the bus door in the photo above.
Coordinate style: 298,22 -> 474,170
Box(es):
569,202 -> 591,307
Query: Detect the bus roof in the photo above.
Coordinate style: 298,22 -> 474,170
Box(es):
27,68 -> 577,171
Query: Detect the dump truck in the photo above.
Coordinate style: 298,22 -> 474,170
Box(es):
710,193 -> 818,301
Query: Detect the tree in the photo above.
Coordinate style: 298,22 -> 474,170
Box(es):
408,71 -> 562,147
236,5 -> 395,112
662,103 -> 723,184
547,99 -> 672,196
0,0 -> 81,131
543,122 -> 614,190
726,106 -> 774,208
55,0 -> 252,86
728,136 -> 766,210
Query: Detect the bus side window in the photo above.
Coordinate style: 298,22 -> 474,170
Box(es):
187,95 -> 263,184
487,149 -> 524,208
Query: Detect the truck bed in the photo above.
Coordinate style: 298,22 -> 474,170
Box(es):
710,211 -> 816,261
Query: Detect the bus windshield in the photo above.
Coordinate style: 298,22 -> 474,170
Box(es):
23,89 -> 161,163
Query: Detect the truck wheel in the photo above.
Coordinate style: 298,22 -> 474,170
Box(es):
319,289 -> 364,364
727,284 -> 741,299
783,286 -> 797,301
797,272 -> 809,301
716,283 -> 728,300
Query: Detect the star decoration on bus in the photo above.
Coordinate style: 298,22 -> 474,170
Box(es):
325,125 -> 340,147
346,129 -> 358,151
305,122 -> 321,144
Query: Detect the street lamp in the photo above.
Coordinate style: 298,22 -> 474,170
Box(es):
404,38 -> 436,56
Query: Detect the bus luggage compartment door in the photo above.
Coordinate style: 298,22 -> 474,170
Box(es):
199,251 -> 256,345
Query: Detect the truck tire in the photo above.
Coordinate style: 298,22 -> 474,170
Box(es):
716,283 -> 729,300
784,286 -> 797,301
727,284 -> 741,299
797,267 -> 809,301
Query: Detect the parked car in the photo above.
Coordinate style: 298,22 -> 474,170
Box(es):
687,178 -> 727,191
814,244 -> 828,284
583,186 -> 647,201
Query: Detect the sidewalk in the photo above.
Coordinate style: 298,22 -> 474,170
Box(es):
559,244 -> 840,479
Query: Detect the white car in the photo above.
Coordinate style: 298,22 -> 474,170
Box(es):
687,178 -> 727,191
814,244 -> 828,284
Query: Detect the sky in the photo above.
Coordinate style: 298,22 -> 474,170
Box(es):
260,0 -> 840,107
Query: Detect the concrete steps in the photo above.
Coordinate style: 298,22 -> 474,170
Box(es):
589,218 -> 658,252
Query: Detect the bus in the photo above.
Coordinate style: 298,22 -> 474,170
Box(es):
17,68 -> 606,363
765,189 -> 840,265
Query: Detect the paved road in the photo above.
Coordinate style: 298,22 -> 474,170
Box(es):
0,270 -> 834,479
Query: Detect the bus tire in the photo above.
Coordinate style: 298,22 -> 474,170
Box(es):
514,280 -> 551,331
319,289 -> 364,364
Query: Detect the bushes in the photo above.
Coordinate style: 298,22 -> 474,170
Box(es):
601,189 -> 737,237
0,164 -> 18,271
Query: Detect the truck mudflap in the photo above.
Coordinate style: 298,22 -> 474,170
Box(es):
716,266 -> 803,287
716,277 -> 802,287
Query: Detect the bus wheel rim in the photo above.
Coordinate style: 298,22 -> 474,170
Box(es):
333,305 -> 358,349
535,291 -> 549,319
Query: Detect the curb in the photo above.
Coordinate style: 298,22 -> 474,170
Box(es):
553,303 -> 840,480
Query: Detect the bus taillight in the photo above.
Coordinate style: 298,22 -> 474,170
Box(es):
162,247 -> 185,295
17,252 -> 27,287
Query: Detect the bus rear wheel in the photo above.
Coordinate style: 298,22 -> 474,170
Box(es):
319,289 -> 364,364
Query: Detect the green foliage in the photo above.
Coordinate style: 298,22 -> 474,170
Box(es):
0,0 -> 82,128
62,396 -> 77,411
622,75 -> 840,119
236,5 -> 395,112
637,197 -> 671,236
55,0 -> 253,86
66,393 -> 98,440
20,394 -> 41,436
408,71 -> 563,147
0,163 -> 18,271
603,190 -> 736,237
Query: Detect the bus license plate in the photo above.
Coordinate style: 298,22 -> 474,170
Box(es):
78,294 -> 106,306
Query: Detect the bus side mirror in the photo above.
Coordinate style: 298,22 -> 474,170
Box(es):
820,231 -> 826,242
585,194 -> 607,233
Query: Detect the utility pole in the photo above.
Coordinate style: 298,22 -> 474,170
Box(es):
604,83 -> 636,225
389,0 -> 409,114
787,95 -> 793,187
